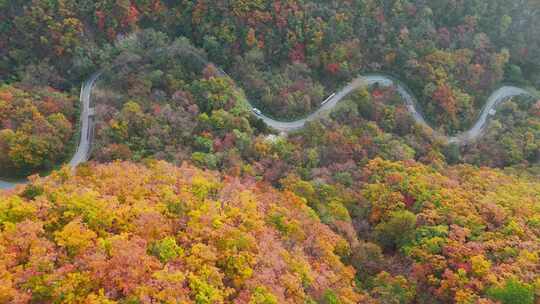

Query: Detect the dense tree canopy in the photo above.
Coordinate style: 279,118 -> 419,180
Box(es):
2,0 -> 540,125
1,157 -> 539,303
0,161 -> 367,303
1,1 -> 540,303
353,158 -> 540,303
0,84 -> 76,176
2,1 -> 539,176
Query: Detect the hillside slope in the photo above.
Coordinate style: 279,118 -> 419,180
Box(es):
0,161 -> 366,303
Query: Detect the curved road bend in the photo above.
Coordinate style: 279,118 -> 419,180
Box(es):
0,71 -> 534,190
69,73 -> 100,167
0,73 -> 99,190
254,75 -> 531,144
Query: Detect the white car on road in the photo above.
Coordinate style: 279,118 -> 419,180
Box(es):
252,108 -> 262,116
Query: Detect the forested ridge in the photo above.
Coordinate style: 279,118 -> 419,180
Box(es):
1,160 -> 539,303
1,0 -> 540,303
0,84 -> 77,177
2,0 -> 540,125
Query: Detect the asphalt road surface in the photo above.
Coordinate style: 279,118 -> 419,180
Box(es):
68,73 -> 100,167
253,75 -> 530,143
0,70 -> 533,190
0,73 -> 99,190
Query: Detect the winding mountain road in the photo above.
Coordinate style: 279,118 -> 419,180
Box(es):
0,73 -> 99,190
0,69 -> 534,190
68,73 -> 100,168
254,75 -> 531,144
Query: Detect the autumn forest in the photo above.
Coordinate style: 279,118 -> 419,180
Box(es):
1,0 -> 540,303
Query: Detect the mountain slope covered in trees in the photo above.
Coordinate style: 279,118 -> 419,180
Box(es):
2,0 -> 540,126
1,1 -> 540,303
1,0 -> 540,175
0,161 -> 365,303
1,160 -> 539,303
0,84 -> 77,176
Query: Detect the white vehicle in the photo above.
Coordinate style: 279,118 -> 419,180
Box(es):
488,109 -> 496,116
252,108 -> 262,116
321,93 -> 336,105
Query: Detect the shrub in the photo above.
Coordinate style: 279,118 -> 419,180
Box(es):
487,278 -> 534,304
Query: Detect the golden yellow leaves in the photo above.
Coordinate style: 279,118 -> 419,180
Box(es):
54,218 -> 97,256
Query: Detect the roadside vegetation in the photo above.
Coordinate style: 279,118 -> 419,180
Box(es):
0,85 -> 77,177
0,1 -> 539,303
